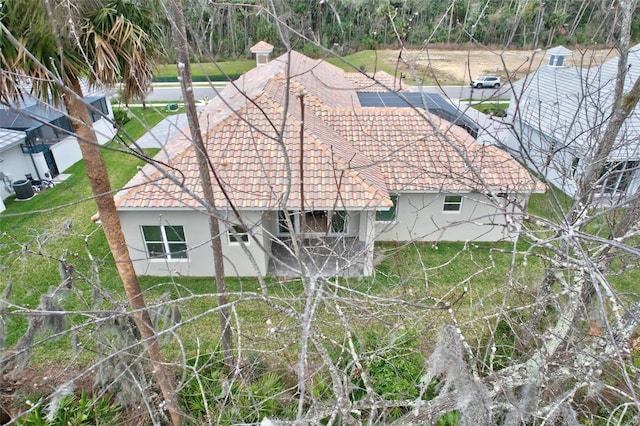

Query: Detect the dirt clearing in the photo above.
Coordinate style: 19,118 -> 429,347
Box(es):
384,47 -> 618,85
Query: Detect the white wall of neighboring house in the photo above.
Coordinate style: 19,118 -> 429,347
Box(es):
1,96 -> 116,201
0,132 -> 47,212
501,120 -> 579,197
501,115 -> 640,199
376,192 -> 525,243
51,114 -> 117,173
50,137 -> 83,174
118,209 -> 269,277
0,144 -> 32,200
95,109 -> 117,145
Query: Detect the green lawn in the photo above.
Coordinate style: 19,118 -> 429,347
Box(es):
153,50 -> 412,84
470,101 -> 509,117
154,60 -> 256,82
327,50 -> 396,74
0,108 -> 164,349
0,103 -> 632,376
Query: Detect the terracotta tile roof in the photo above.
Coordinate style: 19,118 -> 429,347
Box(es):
284,51 -> 359,107
117,50 -> 541,212
116,90 -> 391,210
344,71 -> 405,92
320,107 -> 543,193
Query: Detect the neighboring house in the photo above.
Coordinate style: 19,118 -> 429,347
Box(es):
116,48 -> 543,278
0,129 -> 28,213
499,45 -> 640,198
0,89 -> 116,208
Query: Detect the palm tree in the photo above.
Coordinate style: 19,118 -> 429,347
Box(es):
0,1 -> 181,424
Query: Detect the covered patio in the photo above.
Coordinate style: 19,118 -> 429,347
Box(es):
267,236 -> 369,277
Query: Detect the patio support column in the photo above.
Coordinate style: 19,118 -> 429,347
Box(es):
362,210 -> 376,276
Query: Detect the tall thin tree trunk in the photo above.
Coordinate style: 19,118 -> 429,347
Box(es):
447,0 -> 456,44
65,77 -> 182,426
167,0 -> 234,372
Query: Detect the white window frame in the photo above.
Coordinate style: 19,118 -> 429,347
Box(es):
375,195 -> 398,222
141,225 -> 188,260
278,210 -> 297,235
443,195 -> 463,213
228,224 -> 250,245
599,160 -> 638,195
329,210 -> 349,234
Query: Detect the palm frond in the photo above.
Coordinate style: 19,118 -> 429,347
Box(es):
0,0 -> 87,105
82,0 -> 162,101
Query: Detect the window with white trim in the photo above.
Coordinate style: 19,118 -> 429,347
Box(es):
571,156 -> 581,177
141,225 -> 188,259
443,195 -> 463,212
330,211 -> 348,233
599,160 -> 638,195
278,210 -> 296,235
376,195 -> 398,222
228,224 -> 249,244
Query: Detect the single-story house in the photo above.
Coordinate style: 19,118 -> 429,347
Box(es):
498,45 -> 640,198
116,47 -> 543,278
0,89 -> 116,211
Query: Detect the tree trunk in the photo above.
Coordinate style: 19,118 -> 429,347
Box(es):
447,0 -> 456,44
64,76 -> 182,426
167,0 -> 234,373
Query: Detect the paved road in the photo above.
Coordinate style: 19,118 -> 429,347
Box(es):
136,105 -> 203,148
145,85 -> 221,102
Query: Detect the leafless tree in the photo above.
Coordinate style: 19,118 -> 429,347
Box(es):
1,0 -> 639,425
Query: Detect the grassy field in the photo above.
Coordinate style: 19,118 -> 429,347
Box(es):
154,59 -> 256,81
153,51 -> 408,82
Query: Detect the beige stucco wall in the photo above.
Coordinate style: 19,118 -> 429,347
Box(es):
376,192 -> 525,242
119,209 -> 268,277
119,196 -> 520,278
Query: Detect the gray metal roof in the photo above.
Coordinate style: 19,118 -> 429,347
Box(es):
0,98 -> 66,131
0,128 -> 26,152
0,80 -> 111,132
511,44 -> 640,158
547,46 -> 573,56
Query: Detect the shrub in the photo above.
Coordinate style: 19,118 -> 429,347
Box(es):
342,329 -> 426,421
17,392 -> 122,426
180,354 -> 297,424
113,109 -> 131,127
350,329 -> 425,401
473,103 -> 508,117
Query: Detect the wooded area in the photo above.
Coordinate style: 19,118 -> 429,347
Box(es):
178,0 -> 640,60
